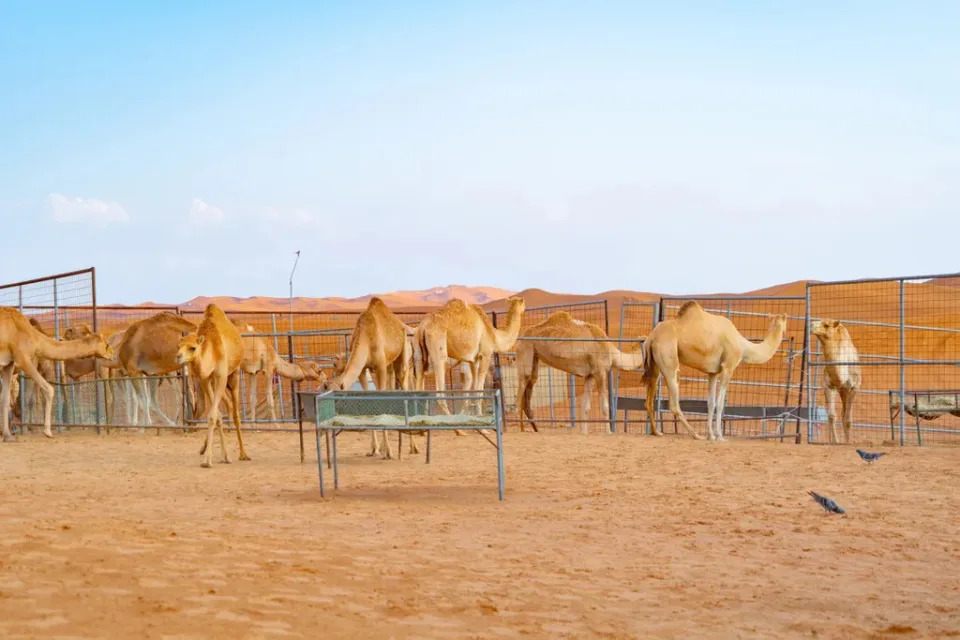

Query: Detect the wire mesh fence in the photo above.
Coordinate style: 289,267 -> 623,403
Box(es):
618,296 -> 808,439
0,268 -> 96,429
806,274 -> 960,446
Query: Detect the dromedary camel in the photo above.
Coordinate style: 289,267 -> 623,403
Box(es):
641,301 -> 787,441
413,297 -> 525,432
16,318 -> 59,426
810,319 -> 861,444
175,303 -> 248,467
515,312 -> 644,434
116,312 -> 198,428
0,308 -> 114,442
192,323 -> 325,421
322,297 -> 418,458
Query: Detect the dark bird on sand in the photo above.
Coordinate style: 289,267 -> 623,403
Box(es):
856,449 -> 886,463
808,490 -> 845,514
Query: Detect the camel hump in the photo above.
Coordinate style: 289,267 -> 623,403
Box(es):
677,300 -> 701,318
367,296 -> 389,311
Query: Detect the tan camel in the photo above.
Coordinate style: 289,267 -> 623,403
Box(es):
413,297 -> 525,408
15,318 -> 59,426
811,319 -> 861,444
192,322 -> 326,421
175,303 -> 248,467
641,301 -> 787,441
321,298 -> 418,458
0,307 -> 114,441
117,312 -> 198,428
238,323 -> 324,418
515,312 -> 645,434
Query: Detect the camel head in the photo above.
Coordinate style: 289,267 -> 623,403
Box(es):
63,324 -> 94,340
505,296 -> 526,316
770,314 -> 788,335
810,319 -> 846,343
319,374 -> 346,391
93,332 -> 115,360
175,333 -> 204,365
299,360 -> 326,382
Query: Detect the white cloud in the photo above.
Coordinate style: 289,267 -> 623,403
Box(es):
48,193 -> 129,224
190,198 -> 225,226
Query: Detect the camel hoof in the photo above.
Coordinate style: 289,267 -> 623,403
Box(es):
692,434 -> 704,440
3,435 -> 16,443
239,455 -> 251,462
201,462 -> 212,468
43,430 -> 54,439
366,451 -> 376,457
220,459 -> 231,464
454,430 -> 466,436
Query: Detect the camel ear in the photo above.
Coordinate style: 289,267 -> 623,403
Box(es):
196,335 -> 205,345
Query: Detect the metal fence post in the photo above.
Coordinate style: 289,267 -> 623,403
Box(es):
53,278 -> 63,430
92,267 -> 102,433
603,300 -> 616,433
798,285 -> 811,444
17,285 -> 25,430
272,314 -> 285,418
899,279 -> 906,446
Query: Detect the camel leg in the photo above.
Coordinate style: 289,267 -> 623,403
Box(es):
471,356 -> 493,435
824,387 -> 839,444
840,387 -> 856,444
664,368 -> 702,440
198,378 -> 216,462
517,352 -> 539,433
204,375 -> 230,466
432,354 -> 450,415
597,371 -> 610,433
152,377 -> 176,428
247,372 -> 257,421
16,351 -> 54,438
1,363 -> 14,442
228,372 -> 249,461
645,365 -> 663,437
714,369 -> 732,442
374,364 -> 393,459
580,375 -> 595,434
705,374 -> 718,441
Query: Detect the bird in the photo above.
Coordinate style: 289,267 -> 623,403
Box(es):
856,449 -> 886,463
808,490 -> 845,514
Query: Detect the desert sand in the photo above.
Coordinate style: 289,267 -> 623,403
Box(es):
1,430 -> 958,639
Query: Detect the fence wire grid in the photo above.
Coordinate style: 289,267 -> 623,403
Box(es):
806,274 -> 960,446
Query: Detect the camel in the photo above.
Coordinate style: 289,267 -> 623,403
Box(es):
321,297 -> 418,458
413,297 -> 525,433
116,312 -> 198,428
515,312 -> 645,434
175,303 -> 248,467
192,322 -> 326,421
15,318 -> 59,426
641,301 -> 787,441
0,307 -> 114,441
810,319 -> 861,444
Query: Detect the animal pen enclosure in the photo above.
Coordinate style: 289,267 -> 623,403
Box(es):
806,274 -> 960,445
617,296 -> 809,440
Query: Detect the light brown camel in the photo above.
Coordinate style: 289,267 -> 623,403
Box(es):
175,303 -> 248,467
0,307 -> 114,441
193,322 -> 326,421
811,319 -> 861,444
117,312 -> 198,428
15,318 -> 59,426
515,312 -> 645,434
61,325 -> 130,426
641,301 -> 787,441
413,297 -> 525,435
321,297 -> 418,458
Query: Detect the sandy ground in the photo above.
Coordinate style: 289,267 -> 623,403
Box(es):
1,428 -> 959,639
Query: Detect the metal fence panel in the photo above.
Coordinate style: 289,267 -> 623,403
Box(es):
806,274 -> 960,445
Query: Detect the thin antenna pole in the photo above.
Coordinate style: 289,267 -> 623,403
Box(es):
289,250 -> 300,335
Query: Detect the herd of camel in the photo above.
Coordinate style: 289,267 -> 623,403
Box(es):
0,295 -> 862,466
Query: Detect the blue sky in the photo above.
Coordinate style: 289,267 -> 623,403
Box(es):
1,1 -> 957,304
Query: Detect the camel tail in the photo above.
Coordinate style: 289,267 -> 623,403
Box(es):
413,330 -> 428,391
640,338 -> 655,385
